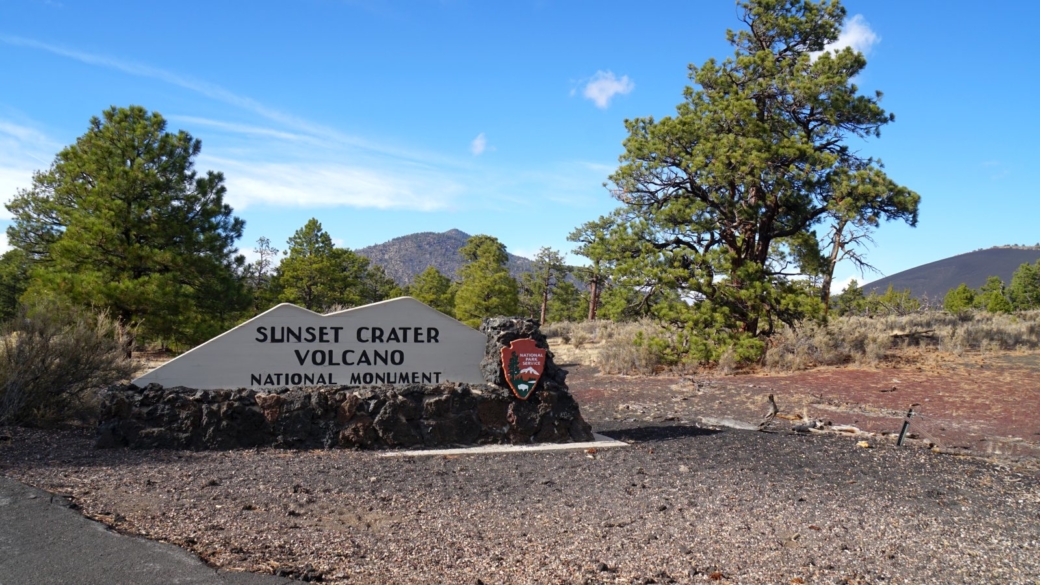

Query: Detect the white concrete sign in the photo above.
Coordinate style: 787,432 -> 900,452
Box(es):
133,297 -> 487,390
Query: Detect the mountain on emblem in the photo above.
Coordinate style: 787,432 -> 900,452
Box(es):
500,338 -> 547,400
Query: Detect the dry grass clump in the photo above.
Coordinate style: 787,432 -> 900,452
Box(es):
767,310 -> 1040,371
765,318 -> 891,370
0,302 -> 136,426
935,311 -> 1040,352
550,311 -> 1040,375
544,319 -> 675,375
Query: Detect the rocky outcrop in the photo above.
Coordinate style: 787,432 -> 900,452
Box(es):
96,316 -> 593,450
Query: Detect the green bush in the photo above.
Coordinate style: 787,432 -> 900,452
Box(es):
943,284 -> 976,314
0,301 -> 136,426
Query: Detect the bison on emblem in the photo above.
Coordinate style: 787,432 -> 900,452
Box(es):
500,338 -> 546,400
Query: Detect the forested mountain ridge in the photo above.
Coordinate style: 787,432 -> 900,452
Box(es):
356,229 -> 535,286
864,246 -> 1040,300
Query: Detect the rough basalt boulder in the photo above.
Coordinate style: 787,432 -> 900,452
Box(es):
97,316 -> 593,450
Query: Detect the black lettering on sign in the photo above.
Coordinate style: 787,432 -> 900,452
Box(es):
286,328 -> 301,343
350,372 -> 361,384
331,326 -> 343,343
356,327 -> 369,343
427,328 -> 439,343
255,327 -> 268,343
294,349 -> 309,366
251,373 -> 262,385
305,326 -> 316,342
386,328 -> 401,343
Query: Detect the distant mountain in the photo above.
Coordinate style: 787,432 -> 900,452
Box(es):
356,229 -> 536,286
863,246 -> 1040,300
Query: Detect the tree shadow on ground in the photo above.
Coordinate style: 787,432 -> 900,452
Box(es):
599,424 -> 722,443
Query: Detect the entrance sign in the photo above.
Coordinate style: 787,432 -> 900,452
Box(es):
500,338 -> 546,400
133,297 -> 487,390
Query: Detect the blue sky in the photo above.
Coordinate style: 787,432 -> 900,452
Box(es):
1,0 -> 1038,291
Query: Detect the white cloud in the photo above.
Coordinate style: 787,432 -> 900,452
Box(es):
0,233 -> 9,254
206,156 -> 459,212
582,71 -> 634,109
813,14 -> 879,59
0,119 -> 61,220
0,36 -> 487,215
168,116 -> 318,144
508,247 -> 539,261
0,35 -> 461,166
470,133 -> 487,156
830,275 -> 857,295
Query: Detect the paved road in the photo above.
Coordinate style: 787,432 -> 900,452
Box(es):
0,475 -> 294,585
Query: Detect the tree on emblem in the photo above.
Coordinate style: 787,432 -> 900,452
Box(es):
507,351 -> 525,394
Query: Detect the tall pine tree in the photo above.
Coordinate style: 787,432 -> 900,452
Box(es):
454,235 -> 518,327
6,105 -> 248,347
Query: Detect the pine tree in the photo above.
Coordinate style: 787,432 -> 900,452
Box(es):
943,283 -> 976,314
273,218 -> 391,312
5,105 -> 248,347
591,0 -> 918,354
1008,261 -> 1040,310
454,235 -> 519,327
407,266 -> 456,316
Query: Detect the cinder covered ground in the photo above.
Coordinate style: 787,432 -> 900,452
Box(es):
1,352 -> 1038,584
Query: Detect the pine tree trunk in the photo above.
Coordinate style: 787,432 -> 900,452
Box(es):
587,275 -> 599,321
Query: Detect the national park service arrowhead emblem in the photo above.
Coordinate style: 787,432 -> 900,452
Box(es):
501,338 -> 546,400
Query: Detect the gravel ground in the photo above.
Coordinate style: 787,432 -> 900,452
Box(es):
1,419 -> 1039,584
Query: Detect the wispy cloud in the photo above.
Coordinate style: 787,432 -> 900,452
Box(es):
0,35 -> 480,212
470,133 -> 487,156
581,70 -> 634,109
168,116 -> 319,145
0,35 -> 458,165
813,14 -> 879,59
830,275 -> 858,295
206,155 -> 459,212
0,118 -> 62,219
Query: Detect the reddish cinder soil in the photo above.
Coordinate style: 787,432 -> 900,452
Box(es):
565,349 -> 1040,463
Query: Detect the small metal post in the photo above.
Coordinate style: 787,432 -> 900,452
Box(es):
896,404 -> 917,447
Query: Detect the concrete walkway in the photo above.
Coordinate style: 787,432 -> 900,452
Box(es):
0,475 -> 294,585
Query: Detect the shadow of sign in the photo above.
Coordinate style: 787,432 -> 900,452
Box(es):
600,424 -> 722,443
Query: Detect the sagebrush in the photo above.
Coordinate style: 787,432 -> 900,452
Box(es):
0,302 -> 136,426
543,319 -> 684,375
547,310 -> 1040,375
767,310 -> 1040,370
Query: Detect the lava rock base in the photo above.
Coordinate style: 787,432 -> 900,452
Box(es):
96,317 -> 593,450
